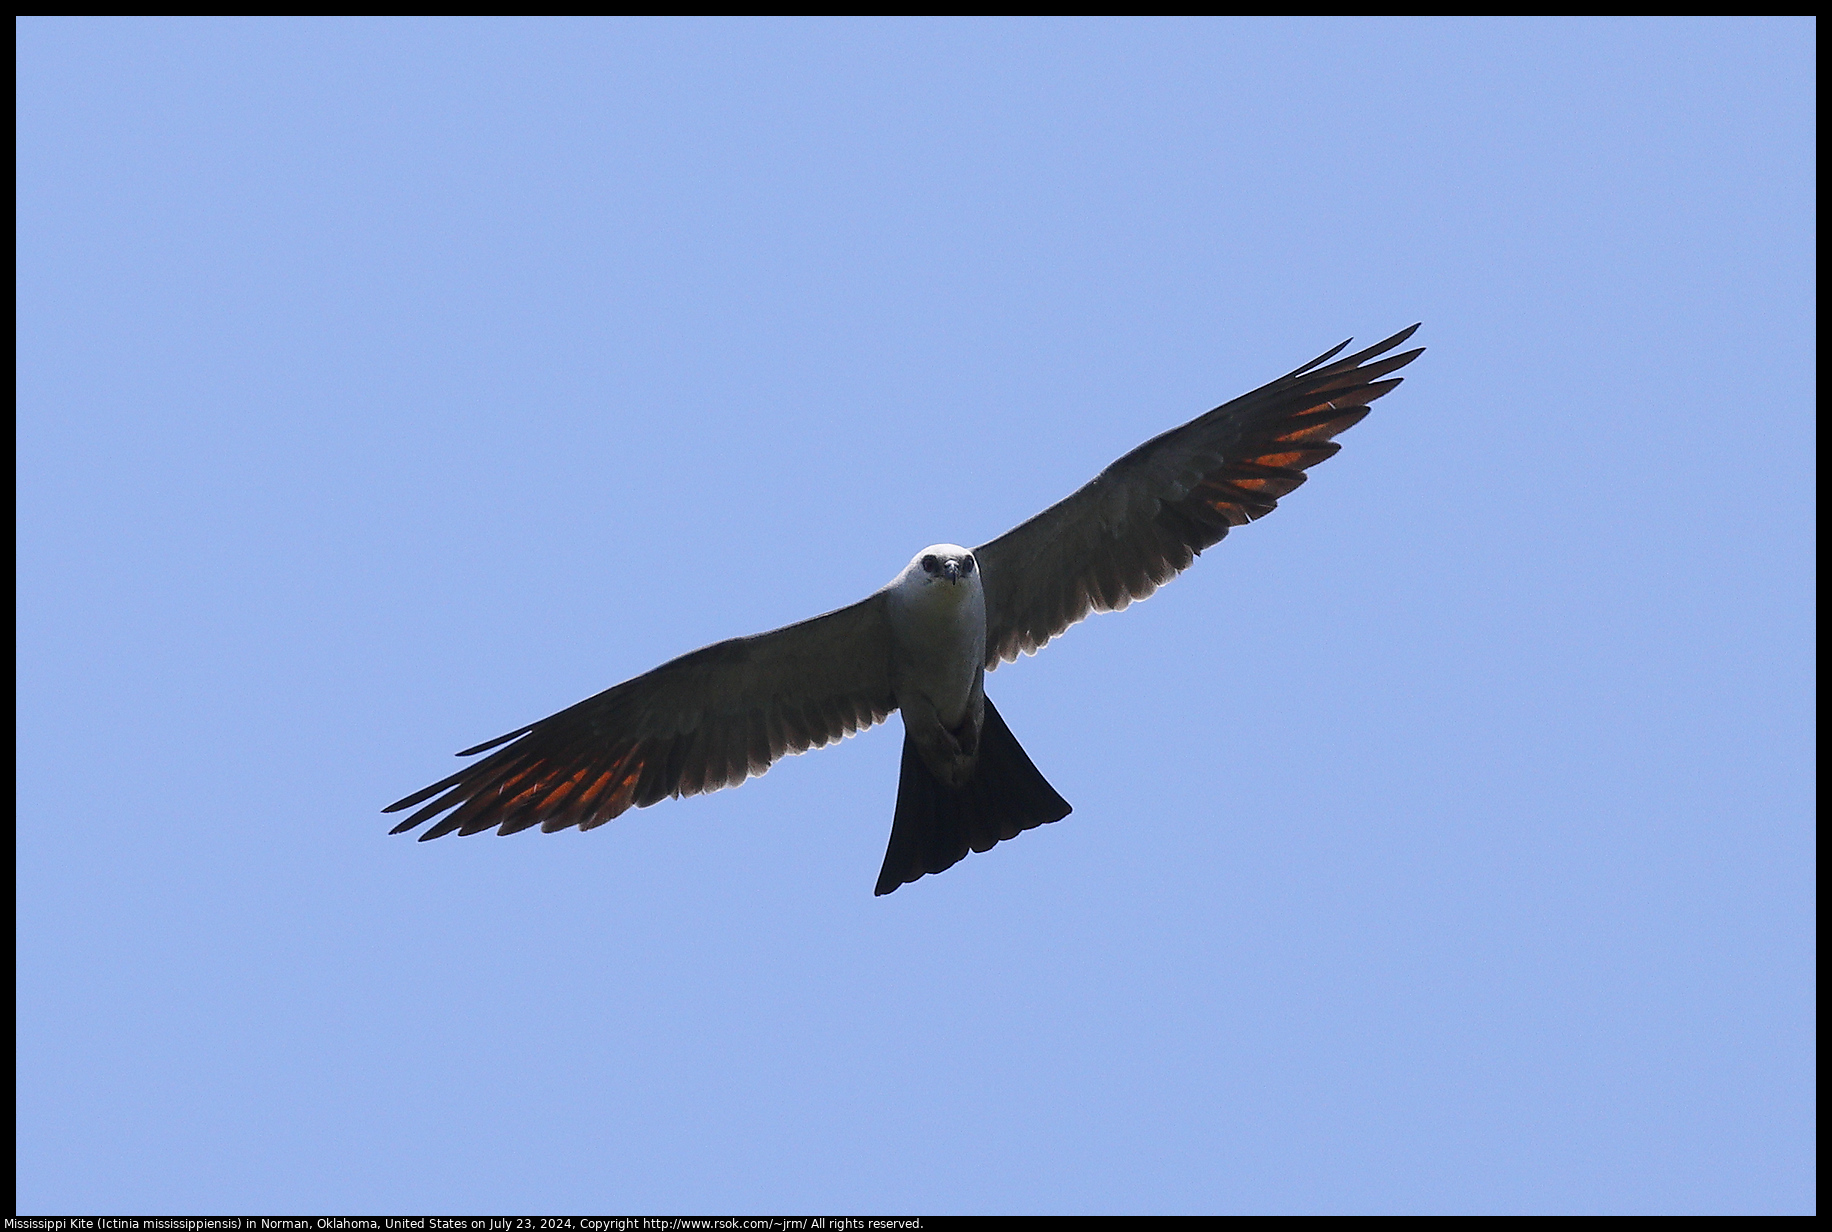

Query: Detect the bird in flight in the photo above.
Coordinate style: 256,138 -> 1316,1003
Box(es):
386,326 -> 1422,894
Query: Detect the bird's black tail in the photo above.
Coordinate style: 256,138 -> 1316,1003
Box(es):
875,695 -> 1072,895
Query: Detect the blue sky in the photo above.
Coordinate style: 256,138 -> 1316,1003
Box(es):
16,18 -> 1814,1215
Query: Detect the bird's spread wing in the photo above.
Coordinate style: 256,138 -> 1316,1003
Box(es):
384,595 -> 897,839
976,325 -> 1422,667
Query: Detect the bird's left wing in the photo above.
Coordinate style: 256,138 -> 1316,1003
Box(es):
385,594 -> 896,839
977,325 -> 1422,667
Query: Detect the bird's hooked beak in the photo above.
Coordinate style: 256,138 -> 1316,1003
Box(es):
943,558 -> 962,583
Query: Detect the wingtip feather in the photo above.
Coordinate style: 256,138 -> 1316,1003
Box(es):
456,725 -> 534,757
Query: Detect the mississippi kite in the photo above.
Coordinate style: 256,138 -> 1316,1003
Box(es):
386,326 -> 1423,894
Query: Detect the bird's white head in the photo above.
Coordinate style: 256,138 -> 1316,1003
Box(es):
886,544 -> 987,672
894,544 -> 979,593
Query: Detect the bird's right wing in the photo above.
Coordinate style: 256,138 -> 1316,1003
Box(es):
385,594 -> 897,839
977,325 -> 1422,666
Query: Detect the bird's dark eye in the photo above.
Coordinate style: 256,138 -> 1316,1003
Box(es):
921,555 -> 938,573
963,555 -> 975,573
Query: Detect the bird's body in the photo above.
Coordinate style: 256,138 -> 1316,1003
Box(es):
885,546 -> 987,786
387,327 -> 1423,893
